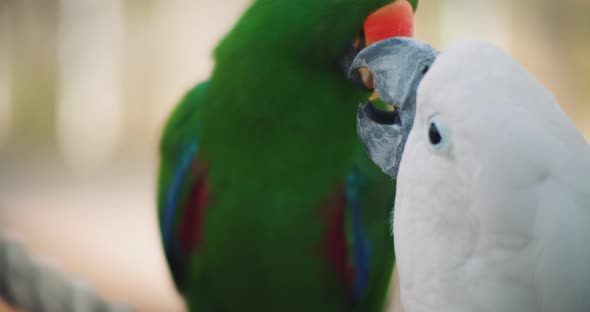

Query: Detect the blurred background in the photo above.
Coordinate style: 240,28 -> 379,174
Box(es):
0,0 -> 588,311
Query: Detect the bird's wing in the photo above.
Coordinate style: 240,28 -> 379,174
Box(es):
345,150 -> 397,311
158,82 -> 211,292
534,159 -> 590,311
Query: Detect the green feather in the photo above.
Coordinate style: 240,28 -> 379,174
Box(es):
409,0 -> 419,12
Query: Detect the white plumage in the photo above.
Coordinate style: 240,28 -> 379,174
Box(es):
394,40 -> 590,312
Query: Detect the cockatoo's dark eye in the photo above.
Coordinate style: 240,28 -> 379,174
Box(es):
427,115 -> 450,152
429,121 -> 442,145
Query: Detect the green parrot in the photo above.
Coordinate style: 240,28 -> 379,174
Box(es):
158,0 -> 417,311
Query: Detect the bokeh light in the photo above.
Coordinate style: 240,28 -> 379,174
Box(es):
0,7 -> 12,147
439,0 -> 513,52
56,0 -> 124,174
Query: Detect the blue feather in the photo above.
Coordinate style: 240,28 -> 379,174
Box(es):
346,167 -> 372,300
162,141 -> 199,250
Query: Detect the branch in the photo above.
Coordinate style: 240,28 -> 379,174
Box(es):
0,236 -> 132,312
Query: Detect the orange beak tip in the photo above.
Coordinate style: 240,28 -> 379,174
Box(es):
364,0 -> 414,46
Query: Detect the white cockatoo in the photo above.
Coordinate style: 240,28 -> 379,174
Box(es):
352,38 -> 590,312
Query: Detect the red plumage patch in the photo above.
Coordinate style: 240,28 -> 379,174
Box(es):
319,185 -> 355,290
179,159 -> 210,255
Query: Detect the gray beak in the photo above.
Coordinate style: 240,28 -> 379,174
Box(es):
350,37 -> 438,178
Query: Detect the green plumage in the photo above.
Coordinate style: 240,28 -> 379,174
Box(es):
158,1 -> 417,311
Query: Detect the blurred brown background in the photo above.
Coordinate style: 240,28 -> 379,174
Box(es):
0,0 -> 588,311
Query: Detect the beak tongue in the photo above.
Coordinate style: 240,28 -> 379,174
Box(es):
364,0 -> 414,45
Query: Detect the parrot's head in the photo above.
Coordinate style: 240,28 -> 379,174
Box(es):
351,37 -> 438,177
335,0 -> 419,86
215,0 -> 418,87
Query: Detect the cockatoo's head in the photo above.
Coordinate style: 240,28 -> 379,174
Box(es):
354,38 -> 586,181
